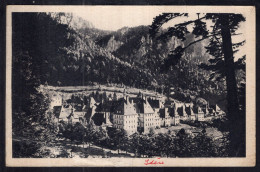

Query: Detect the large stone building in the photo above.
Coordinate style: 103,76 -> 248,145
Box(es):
193,106 -> 205,121
169,107 -> 180,126
185,106 -> 196,121
112,97 -> 138,135
134,97 -> 157,133
51,91 -> 225,135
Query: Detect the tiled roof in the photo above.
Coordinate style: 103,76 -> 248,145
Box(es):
169,107 -> 179,117
96,101 -> 114,112
159,108 -> 171,118
53,106 -> 62,118
177,106 -> 186,116
114,98 -> 137,115
210,104 -> 220,111
143,100 -> 155,114
193,106 -> 203,114
185,106 -> 194,116
148,99 -> 160,109
131,97 -> 154,114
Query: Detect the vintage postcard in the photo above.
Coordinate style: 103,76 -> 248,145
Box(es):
5,5 -> 256,167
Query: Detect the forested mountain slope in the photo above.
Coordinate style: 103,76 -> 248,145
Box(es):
13,12 -> 234,109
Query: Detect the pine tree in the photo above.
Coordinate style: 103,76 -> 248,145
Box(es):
150,13 -> 246,156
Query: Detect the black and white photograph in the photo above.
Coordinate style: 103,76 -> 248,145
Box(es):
5,6 -> 255,167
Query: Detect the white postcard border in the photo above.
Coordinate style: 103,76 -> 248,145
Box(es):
5,5 -> 256,167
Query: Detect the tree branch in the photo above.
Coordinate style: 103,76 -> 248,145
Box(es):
182,32 -> 240,51
174,16 -> 207,27
212,22 -> 222,45
183,33 -> 221,50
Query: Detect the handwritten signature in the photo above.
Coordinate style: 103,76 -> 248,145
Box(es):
144,158 -> 164,165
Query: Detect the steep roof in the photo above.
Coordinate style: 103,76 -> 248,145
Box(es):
210,104 -> 221,112
185,106 -> 194,116
159,107 -> 173,118
131,97 -> 154,114
202,108 -> 209,114
148,99 -> 160,109
159,108 -> 165,118
143,100 -> 155,114
59,107 -> 72,119
169,107 -> 179,117
74,104 -> 83,112
89,97 -> 97,107
96,101 -> 114,112
208,108 -> 215,113
193,106 -> 203,114
177,106 -> 186,116
53,106 -> 62,118
114,98 -> 137,115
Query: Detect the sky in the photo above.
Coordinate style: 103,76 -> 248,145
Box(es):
74,7 -> 200,31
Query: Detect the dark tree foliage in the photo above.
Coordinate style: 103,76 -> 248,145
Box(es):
72,122 -> 85,146
107,128 -> 128,154
85,121 -> 96,148
12,12 -> 231,98
12,13 -> 76,157
150,13 -> 246,156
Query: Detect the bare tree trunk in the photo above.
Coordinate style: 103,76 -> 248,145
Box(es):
220,15 -> 244,156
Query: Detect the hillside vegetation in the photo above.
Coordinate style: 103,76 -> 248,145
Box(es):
13,12 -> 235,111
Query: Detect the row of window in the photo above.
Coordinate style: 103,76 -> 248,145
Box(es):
127,125 -> 136,129
145,113 -> 153,116
115,125 -> 123,129
145,123 -> 153,127
125,115 -> 136,119
114,120 -> 123,124
125,120 -> 135,124
114,114 -> 123,119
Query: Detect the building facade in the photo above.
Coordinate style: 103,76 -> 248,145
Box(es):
112,97 -> 138,135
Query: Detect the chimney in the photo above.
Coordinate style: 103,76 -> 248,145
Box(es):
144,96 -> 148,103
126,96 -> 129,104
